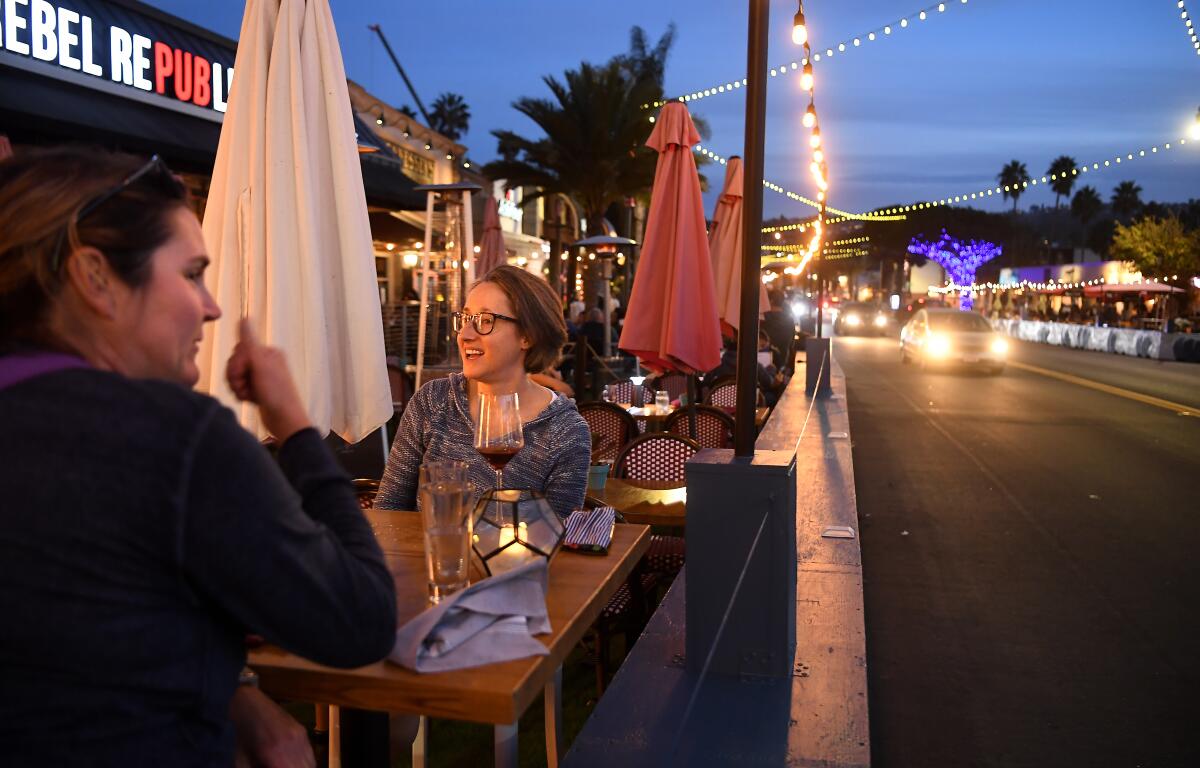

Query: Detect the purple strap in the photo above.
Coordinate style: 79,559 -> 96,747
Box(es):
0,351 -> 90,392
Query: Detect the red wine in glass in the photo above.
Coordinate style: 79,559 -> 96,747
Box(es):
474,392 -> 524,490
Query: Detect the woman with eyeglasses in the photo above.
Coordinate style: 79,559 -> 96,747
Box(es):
0,147 -> 396,767
376,264 -> 590,516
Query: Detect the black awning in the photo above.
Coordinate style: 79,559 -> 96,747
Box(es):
0,64 -> 222,173
3,63 -> 427,211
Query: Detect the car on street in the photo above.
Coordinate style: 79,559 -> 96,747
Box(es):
900,308 -> 1007,373
834,302 -> 890,336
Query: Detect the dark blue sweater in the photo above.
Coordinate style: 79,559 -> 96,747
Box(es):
0,367 -> 397,766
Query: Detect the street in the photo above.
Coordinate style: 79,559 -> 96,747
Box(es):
838,336 -> 1200,768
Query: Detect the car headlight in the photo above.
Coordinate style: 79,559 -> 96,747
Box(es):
990,338 -> 1009,356
873,314 -> 887,327
926,334 -> 951,358
845,314 -> 861,326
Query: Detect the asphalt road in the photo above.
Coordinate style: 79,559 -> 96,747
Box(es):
837,335 -> 1200,768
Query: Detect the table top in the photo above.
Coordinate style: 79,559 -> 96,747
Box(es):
620,403 -> 676,419
591,478 -> 687,527
248,509 -> 650,725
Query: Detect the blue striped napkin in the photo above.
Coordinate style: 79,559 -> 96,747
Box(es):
562,506 -> 616,553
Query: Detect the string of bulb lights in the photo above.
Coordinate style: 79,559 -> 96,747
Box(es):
928,275 -> 1186,295
693,144 -> 904,223
643,0 -> 976,110
1179,1 -> 1199,55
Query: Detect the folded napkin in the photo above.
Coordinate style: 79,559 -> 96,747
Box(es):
389,560 -> 551,673
563,506 -> 616,553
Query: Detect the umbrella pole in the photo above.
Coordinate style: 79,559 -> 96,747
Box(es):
414,190 -> 435,390
733,0 -> 770,458
687,375 -> 698,441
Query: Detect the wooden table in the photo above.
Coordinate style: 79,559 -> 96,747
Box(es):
591,478 -> 687,527
248,509 -> 650,768
620,403 -> 676,432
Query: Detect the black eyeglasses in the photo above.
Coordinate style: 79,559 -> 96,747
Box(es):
452,311 -> 519,336
50,154 -> 184,273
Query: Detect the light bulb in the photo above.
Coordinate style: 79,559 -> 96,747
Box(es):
800,62 -> 814,91
813,149 -> 824,163
802,103 -> 817,128
809,126 -> 822,148
792,8 -> 808,45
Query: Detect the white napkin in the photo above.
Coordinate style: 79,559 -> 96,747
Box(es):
389,560 -> 551,673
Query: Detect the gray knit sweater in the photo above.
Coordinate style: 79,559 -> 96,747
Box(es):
376,373 -> 591,516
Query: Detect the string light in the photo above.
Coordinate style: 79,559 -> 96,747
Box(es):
642,0 -> 979,110
1179,1 -> 1199,55
694,144 -> 906,225
831,134 -> 1194,217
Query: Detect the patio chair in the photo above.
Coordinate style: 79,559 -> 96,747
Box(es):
664,405 -> 735,449
606,379 -> 645,406
578,401 -> 639,463
647,372 -> 689,403
352,478 -> 380,510
611,434 -> 699,578
704,376 -> 765,413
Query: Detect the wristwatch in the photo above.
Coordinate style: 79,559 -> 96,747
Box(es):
238,666 -> 260,688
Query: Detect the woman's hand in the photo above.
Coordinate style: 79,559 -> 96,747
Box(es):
229,686 -> 316,768
225,318 -> 311,443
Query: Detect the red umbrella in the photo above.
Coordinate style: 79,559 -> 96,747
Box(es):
709,156 -> 769,338
619,103 -> 721,375
475,196 -> 507,277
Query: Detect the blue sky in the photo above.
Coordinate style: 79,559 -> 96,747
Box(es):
148,0 -> 1200,218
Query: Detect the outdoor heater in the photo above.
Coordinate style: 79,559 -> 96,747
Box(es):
569,235 -> 637,359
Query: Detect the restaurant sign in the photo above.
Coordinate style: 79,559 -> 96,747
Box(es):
1,0 -> 236,112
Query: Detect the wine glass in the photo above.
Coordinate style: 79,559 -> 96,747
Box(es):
475,392 -> 524,490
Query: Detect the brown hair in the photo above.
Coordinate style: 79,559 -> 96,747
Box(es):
475,265 -> 567,374
0,146 -> 191,349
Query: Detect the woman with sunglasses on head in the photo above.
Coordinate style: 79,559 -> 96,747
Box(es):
0,147 -> 396,767
376,265 -> 590,517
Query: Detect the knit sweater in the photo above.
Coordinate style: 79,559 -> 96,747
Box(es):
0,364 -> 397,767
376,373 -> 591,516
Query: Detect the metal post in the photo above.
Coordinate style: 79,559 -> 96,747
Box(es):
816,200 -> 827,338
734,0 -> 770,458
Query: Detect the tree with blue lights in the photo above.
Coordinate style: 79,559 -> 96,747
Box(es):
907,230 -> 1002,310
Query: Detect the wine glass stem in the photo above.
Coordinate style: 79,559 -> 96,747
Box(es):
496,468 -> 503,490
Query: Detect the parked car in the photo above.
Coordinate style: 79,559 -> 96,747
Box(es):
834,302 -> 890,336
900,308 -> 1007,373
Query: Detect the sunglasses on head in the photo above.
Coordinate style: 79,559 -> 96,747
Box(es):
50,154 -> 185,273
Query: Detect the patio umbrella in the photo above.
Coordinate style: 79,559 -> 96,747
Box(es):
196,0 -> 391,443
475,195 -> 507,277
708,156 -> 768,338
619,102 -> 721,375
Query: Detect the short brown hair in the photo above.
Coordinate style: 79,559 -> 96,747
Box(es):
476,265 -> 566,373
0,146 -> 190,350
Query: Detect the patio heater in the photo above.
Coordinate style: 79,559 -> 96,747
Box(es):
569,235 -> 637,359
413,182 -> 482,388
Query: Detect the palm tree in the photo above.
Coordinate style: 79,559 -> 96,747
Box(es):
1046,155 -> 1077,209
1070,185 -> 1103,226
1111,181 -> 1143,223
428,93 -> 471,142
997,160 -> 1031,212
483,26 -> 675,237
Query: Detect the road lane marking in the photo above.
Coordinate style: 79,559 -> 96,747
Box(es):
1007,360 -> 1199,415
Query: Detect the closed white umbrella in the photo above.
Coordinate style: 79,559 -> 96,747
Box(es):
197,0 -> 390,443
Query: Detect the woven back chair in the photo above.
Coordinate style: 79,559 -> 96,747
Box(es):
664,405 -> 735,449
578,401 -> 639,462
704,376 -> 764,413
648,372 -> 689,403
612,433 -> 701,486
606,379 -> 644,406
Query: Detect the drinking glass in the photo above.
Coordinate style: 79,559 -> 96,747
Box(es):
475,392 -> 524,490
655,389 -> 671,411
418,461 -> 473,603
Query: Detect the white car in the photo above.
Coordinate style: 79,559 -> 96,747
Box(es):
900,308 -> 1007,374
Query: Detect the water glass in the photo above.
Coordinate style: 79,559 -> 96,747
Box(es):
418,461 -> 473,603
655,389 -> 671,411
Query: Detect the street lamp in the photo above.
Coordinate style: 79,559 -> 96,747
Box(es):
1190,106 -> 1200,140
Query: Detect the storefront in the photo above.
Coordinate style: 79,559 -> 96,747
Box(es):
0,0 -> 423,215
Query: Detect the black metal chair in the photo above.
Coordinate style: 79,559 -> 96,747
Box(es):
611,433 -> 698,579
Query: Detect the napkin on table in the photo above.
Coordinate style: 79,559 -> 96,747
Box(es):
389,560 -> 551,673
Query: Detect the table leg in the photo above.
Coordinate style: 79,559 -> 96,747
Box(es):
411,716 -> 428,768
494,722 -> 518,768
544,665 -> 563,767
